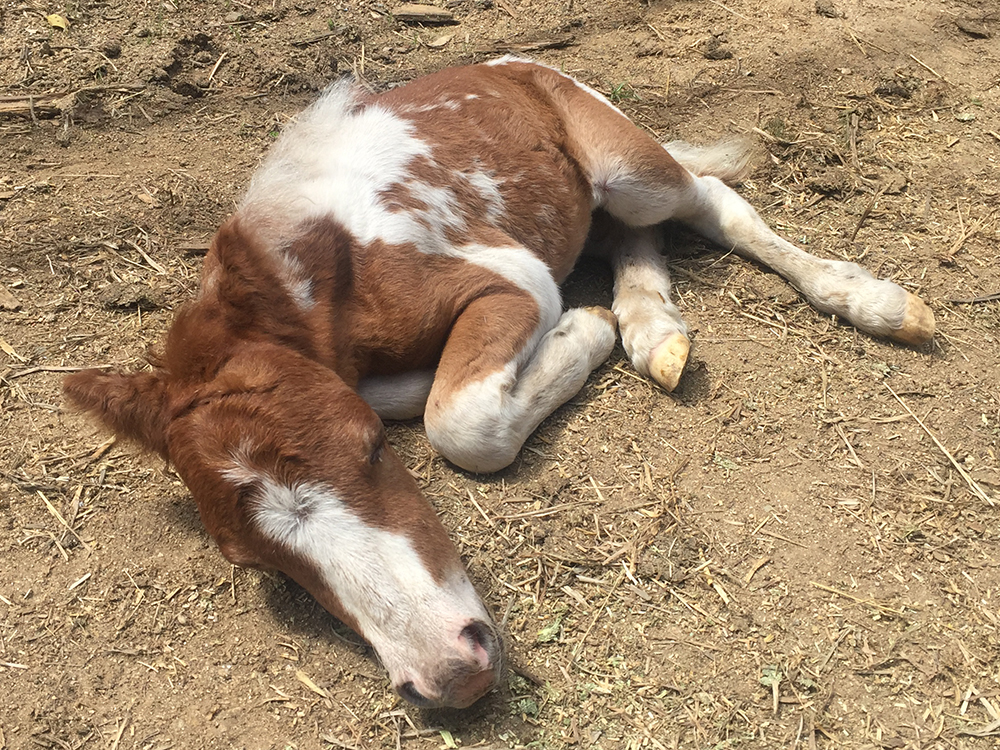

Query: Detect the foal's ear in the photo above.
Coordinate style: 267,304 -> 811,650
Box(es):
63,369 -> 170,456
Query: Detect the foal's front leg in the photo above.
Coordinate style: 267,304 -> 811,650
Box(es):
424,286 -> 617,474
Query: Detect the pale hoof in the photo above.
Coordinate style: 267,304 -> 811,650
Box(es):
889,293 -> 935,346
583,305 -> 619,331
648,332 -> 690,391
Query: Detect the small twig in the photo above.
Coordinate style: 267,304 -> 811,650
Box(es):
668,587 -> 714,620
885,384 -> 995,506
958,718 -> 1000,738
948,208 -> 992,258
849,188 -> 882,243
588,475 -> 607,503
466,488 -> 495,527
510,658 -> 545,686
290,27 -> 348,48
849,112 -> 860,170
811,581 -> 905,616
949,292 -> 1000,304
109,716 -> 129,750
495,0 -> 518,16
743,556 -> 770,584
319,736 -> 361,750
844,25 -> 867,58
909,53 -> 953,85
833,423 -> 863,468
38,491 -> 93,552
705,0 -> 753,23
122,237 -> 167,275
818,628 -> 851,672
567,572 -> 625,667
207,51 -> 227,83
758,528 -> 808,548
8,364 -> 112,379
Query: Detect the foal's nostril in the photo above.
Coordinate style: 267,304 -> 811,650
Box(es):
398,681 -> 431,707
461,619 -> 500,668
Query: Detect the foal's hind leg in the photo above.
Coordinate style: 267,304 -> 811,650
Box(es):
673,176 -> 935,345
532,63 -> 935,347
587,213 -> 689,391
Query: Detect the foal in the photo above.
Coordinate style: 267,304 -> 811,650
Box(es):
65,58 -> 934,708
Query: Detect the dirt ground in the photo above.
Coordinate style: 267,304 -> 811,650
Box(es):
2,0 -> 999,748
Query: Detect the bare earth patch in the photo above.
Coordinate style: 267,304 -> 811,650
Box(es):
1,0 -> 998,748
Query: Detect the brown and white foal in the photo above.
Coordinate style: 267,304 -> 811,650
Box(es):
65,58 -> 934,709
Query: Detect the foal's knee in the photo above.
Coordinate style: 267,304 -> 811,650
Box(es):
425,375 -> 521,474
426,414 -> 520,474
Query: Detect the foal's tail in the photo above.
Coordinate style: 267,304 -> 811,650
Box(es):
663,139 -> 755,184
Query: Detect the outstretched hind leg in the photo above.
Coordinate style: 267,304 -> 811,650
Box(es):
674,175 -> 935,345
532,62 -> 935,347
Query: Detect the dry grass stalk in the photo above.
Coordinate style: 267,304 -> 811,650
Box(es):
37,491 -> 93,553
885,384 -> 995,506
567,571 -> 625,666
810,581 -> 906,616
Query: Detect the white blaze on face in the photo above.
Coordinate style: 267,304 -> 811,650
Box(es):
226,462 -> 490,684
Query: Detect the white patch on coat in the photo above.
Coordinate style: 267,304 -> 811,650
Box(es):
484,54 -> 531,67
274,250 -> 314,309
240,80 -> 546,309
456,243 -> 562,332
241,81 -> 434,251
403,179 -> 466,241
400,100 -> 462,114
462,169 -> 506,225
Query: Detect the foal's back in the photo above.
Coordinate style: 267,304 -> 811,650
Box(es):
240,62 -> 595,277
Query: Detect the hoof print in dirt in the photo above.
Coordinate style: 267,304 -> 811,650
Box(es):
805,168 -> 851,196
882,173 -> 908,195
955,18 -> 990,38
815,0 -> 844,18
100,40 -> 123,59
874,76 -> 920,99
170,75 -> 208,98
99,282 -> 165,312
151,33 -> 216,95
702,37 -> 733,60
0,287 -> 22,312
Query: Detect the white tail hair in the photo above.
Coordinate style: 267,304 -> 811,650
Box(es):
663,139 -> 754,184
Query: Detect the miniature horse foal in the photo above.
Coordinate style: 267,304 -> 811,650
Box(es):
65,58 -> 934,709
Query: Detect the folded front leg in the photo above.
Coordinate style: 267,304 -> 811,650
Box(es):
425,291 -> 617,474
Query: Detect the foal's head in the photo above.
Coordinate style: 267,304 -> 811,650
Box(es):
64,226 -> 502,708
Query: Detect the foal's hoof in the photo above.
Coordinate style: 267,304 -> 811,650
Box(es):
649,332 -> 690,392
583,305 -> 619,331
889,293 -> 935,346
